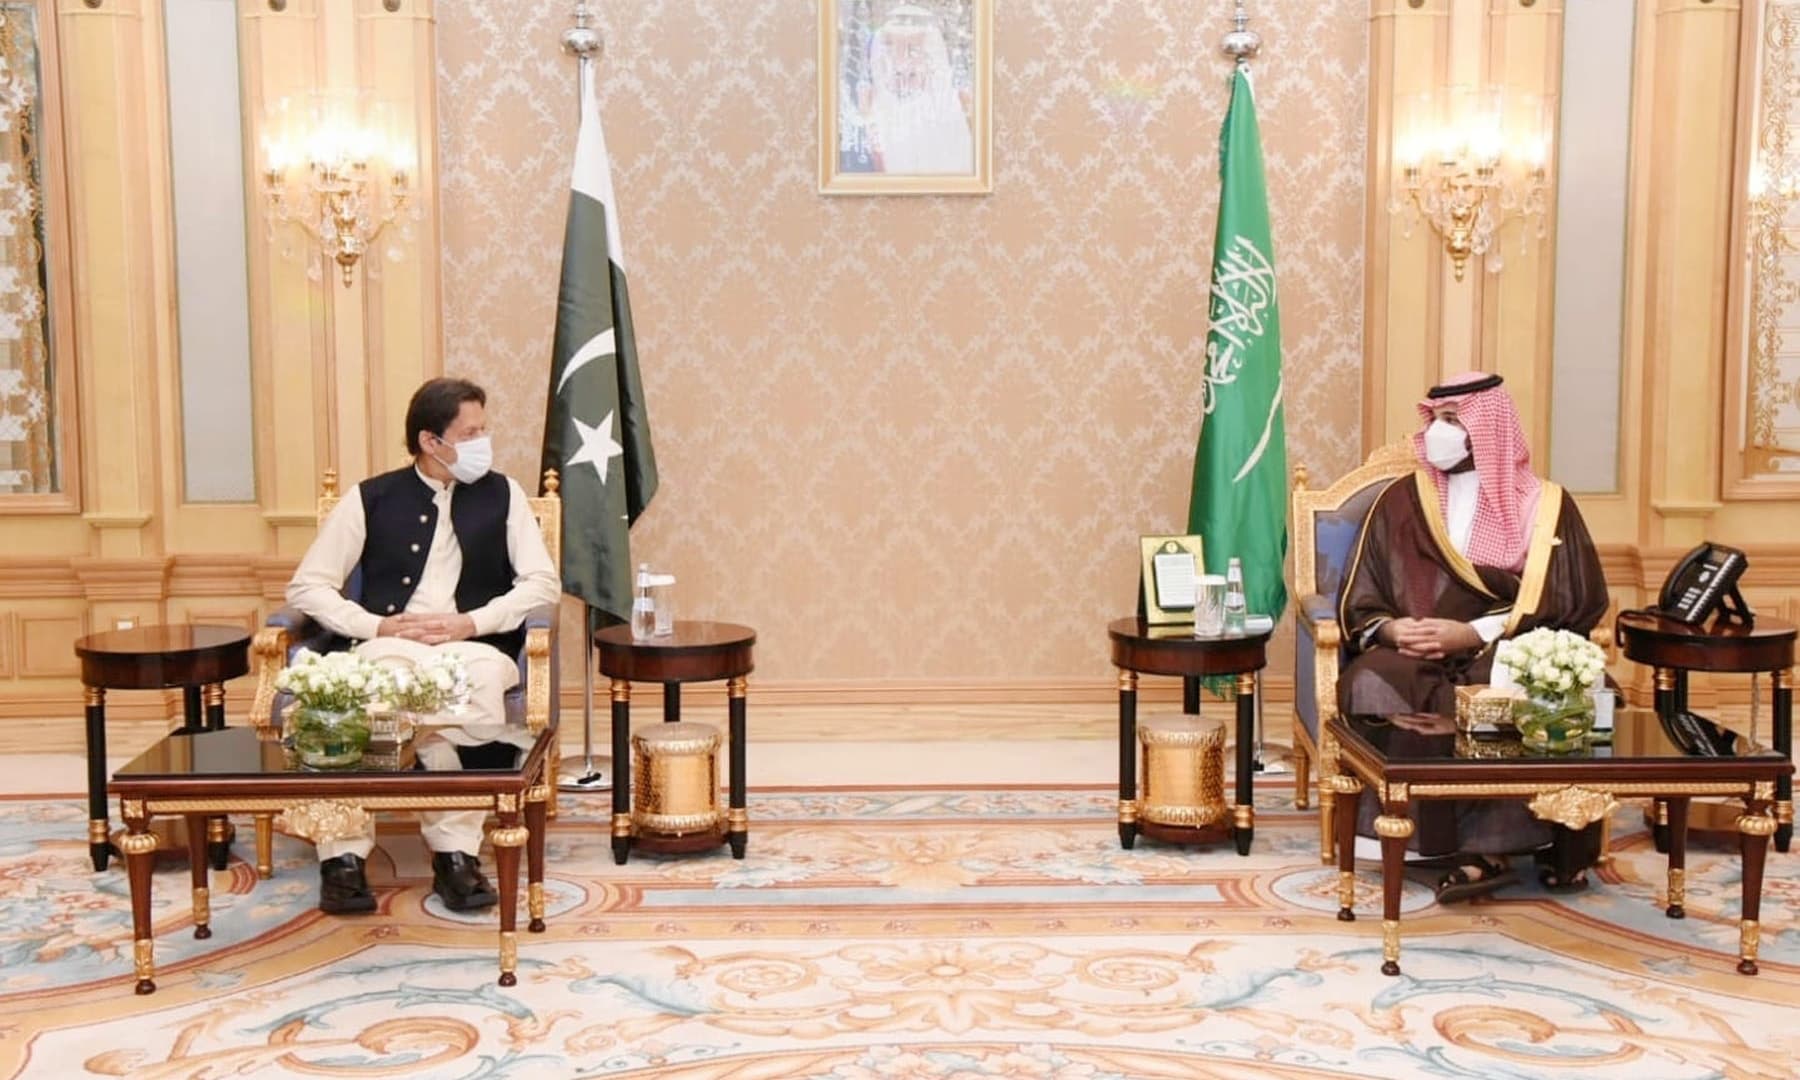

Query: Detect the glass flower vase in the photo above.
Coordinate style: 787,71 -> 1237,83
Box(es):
1514,694 -> 1596,753
289,704 -> 373,769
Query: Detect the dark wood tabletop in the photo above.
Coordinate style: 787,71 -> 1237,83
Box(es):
109,726 -> 551,800
75,624 -> 252,690
595,621 -> 756,683
1615,611 -> 1796,674
1107,617 -> 1271,678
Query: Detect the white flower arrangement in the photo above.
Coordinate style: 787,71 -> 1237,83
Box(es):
273,647 -> 397,714
385,653 -> 473,717
1495,627 -> 1607,704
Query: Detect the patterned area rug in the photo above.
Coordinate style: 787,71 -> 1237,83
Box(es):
1,786 -> 1796,1079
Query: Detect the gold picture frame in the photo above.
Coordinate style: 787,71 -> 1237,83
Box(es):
818,0 -> 993,196
1139,535 -> 1206,627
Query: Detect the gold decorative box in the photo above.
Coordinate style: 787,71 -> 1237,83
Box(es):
1455,732 -> 1528,759
631,722 -> 724,838
1455,684 -> 1520,734
1137,715 -> 1227,828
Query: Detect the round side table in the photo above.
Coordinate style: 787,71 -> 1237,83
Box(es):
595,621 -> 756,864
1108,617 -> 1271,855
1615,611 -> 1794,853
76,625 -> 251,871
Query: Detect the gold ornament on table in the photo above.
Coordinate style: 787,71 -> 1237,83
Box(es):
1455,684 -> 1520,735
260,91 -> 418,287
1389,86 -> 1551,281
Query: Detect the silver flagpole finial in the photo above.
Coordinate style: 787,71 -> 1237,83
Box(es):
1221,0 -> 1261,69
563,1 -> 602,61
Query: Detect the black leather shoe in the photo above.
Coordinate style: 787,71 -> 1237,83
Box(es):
319,854 -> 376,914
431,851 -> 498,912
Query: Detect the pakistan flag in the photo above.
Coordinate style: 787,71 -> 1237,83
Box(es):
540,74 -> 658,622
1187,67 -> 1287,621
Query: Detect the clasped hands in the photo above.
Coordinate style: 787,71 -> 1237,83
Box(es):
1377,616 -> 1482,660
376,612 -> 476,645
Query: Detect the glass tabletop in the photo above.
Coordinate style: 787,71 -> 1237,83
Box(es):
112,727 -> 526,779
1341,707 -> 1784,766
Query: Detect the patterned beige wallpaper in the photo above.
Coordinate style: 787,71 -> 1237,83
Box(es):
437,1 -> 1366,685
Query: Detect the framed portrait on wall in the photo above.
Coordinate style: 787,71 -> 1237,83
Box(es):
818,0 -> 993,195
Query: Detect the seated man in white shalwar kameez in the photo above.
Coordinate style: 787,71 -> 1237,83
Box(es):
286,377 -> 560,914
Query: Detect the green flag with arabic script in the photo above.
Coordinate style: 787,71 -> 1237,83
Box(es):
1187,67 -> 1287,622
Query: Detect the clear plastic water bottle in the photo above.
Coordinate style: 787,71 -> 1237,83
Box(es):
631,563 -> 656,641
1224,558 -> 1248,636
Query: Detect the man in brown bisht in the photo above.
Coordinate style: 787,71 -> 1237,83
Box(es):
1337,371 -> 1610,902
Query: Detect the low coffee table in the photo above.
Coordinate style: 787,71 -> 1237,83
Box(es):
75,624 -> 251,871
1326,709 -> 1792,978
109,726 -> 551,995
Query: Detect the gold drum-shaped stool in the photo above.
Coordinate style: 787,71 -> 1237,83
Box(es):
632,722 -> 724,838
1138,715 -> 1227,831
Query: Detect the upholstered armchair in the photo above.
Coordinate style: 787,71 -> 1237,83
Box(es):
247,469 -> 564,871
1289,441 -> 1418,864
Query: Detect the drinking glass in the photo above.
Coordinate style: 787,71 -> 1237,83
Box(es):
1194,575 -> 1227,637
651,576 -> 675,636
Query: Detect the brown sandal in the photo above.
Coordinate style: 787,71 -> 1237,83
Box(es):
1435,856 -> 1518,904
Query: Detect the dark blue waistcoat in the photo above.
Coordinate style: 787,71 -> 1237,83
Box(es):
357,467 -> 524,658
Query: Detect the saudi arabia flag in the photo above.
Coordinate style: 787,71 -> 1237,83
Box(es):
540,72 -> 658,622
1187,67 -> 1287,621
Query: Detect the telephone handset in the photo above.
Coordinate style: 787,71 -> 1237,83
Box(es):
1659,710 -> 1740,757
1655,542 -> 1752,626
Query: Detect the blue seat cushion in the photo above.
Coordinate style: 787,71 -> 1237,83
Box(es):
1313,479 -> 1392,599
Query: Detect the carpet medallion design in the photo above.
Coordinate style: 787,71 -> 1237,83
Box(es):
1,787 -> 1794,1079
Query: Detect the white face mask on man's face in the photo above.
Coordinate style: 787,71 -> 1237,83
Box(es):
1423,419 -> 1470,472
433,434 -> 493,484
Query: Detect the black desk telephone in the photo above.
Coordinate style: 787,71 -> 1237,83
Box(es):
1660,710 -> 1741,757
1655,542 -> 1753,626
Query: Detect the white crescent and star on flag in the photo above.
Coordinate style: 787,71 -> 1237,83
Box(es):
565,406 -> 624,482
556,77 -> 629,488
555,327 -> 615,396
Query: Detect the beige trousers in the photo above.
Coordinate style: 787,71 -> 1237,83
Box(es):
315,638 -> 529,861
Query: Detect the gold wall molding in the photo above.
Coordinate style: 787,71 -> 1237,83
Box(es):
1723,0 -> 1800,497
1365,0 -> 1564,454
